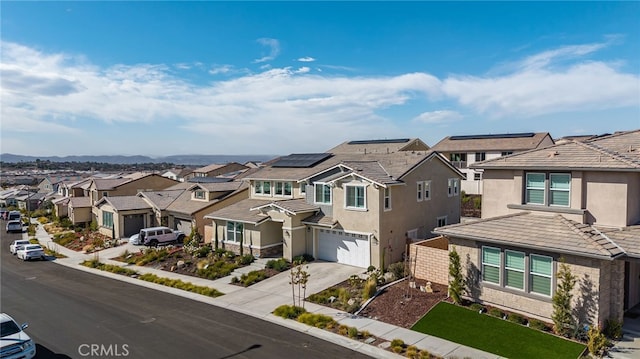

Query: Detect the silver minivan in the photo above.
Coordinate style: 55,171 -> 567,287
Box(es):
138,226 -> 185,246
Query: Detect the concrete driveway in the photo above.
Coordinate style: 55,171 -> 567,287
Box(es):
212,261 -> 364,317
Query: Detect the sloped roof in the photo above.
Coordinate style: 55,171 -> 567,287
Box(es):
431,132 -> 552,152
328,138 -> 429,154
600,226 -> 640,259
97,196 -> 151,211
194,163 -> 225,173
69,196 -> 92,208
92,178 -> 130,190
188,181 -> 245,193
138,190 -> 185,210
301,213 -> 338,228
434,212 -> 625,260
473,129 -> 640,171
250,198 -> 318,215
204,198 -> 272,224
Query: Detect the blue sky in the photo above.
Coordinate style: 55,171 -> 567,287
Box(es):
1,1 -> 639,157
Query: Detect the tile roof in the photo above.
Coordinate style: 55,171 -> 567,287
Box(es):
69,196 -> 92,208
434,212 -> 625,259
473,129 -> 640,170
204,198 -> 272,224
93,178 -> 131,190
301,213 -> 338,227
327,138 -> 429,154
250,198 -> 318,215
188,181 -> 244,192
431,132 -> 551,152
193,163 -> 225,173
599,226 -> 640,259
139,190 -> 184,210
99,196 -> 151,211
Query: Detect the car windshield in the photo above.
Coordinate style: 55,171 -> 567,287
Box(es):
25,245 -> 42,250
1,320 -> 21,337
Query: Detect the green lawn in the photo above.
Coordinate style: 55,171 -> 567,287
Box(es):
411,302 -> 586,359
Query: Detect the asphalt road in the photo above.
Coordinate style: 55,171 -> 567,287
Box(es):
1,225 -> 372,359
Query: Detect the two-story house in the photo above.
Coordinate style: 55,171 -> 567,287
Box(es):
434,129 -> 640,326
431,132 -> 554,195
205,138 -> 464,268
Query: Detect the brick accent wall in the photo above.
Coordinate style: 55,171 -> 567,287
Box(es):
218,242 -> 283,258
409,236 -> 449,285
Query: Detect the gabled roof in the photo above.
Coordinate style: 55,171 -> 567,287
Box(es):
166,185 -> 248,215
187,181 -> 245,193
96,196 -> 151,211
434,212 -> 625,260
304,161 -> 400,187
431,132 -> 552,152
92,178 -> 131,190
69,196 -> 92,208
138,190 -> 185,210
600,226 -> 640,259
204,198 -> 272,225
472,129 -> 640,171
250,198 -> 318,216
301,212 -> 338,228
327,138 -> 429,154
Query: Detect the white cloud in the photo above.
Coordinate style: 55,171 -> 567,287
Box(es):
209,64 -> 233,75
413,110 -> 462,124
294,67 -> 310,74
297,56 -> 316,62
253,38 -> 280,63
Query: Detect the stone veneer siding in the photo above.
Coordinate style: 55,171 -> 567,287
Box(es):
219,242 -> 283,258
448,237 -> 625,325
409,236 -> 449,285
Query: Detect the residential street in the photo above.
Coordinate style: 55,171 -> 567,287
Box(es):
0,229 -> 372,359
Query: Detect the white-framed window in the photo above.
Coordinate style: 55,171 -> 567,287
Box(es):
482,246 -> 501,285
194,190 -> 206,200
525,172 -> 570,207
345,185 -> 366,209
501,151 -> 513,156
437,216 -> 447,227
504,250 -> 525,290
424,180 -> 431,200
102,191 -> 108,197
475,152 -> 486,162
314,183 -> 331,204
384,187 -> 391,211
102,211 -> 113,228
226,221 -> 243,243
417,182 -> 423,202
274,181 -> 293,197
300,183 -> 306,194
474,173 -> 482,181
448,178 -> 460,197
530,254 -> 553,296
254,181 -> 272,196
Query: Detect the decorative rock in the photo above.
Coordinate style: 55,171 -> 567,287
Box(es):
425,281 -> 433,293
79,236 -> 85,242
409,281 -> 416,288
364,337 -> 376,344
176,260 -> 185,268
383,272 -> 395,282
328,296 -> 337,303
170,266 -> 176,272
378,342 -> 391,349
347,298 -> 356,306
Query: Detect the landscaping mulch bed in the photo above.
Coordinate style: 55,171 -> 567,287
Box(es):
359,279 -> 449,328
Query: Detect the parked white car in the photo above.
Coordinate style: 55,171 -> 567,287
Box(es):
9,240 -> 30,255
138,226 -> 185,246
5,220 -> 22,233
128,233 -> 142,245
0,313 -> 36,359
16,244 -> 46,261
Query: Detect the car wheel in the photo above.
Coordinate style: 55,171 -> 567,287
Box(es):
150,239 -> 158,247
41,255 -> 46,261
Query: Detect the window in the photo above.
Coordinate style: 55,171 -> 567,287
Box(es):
525,172 -> 571,207
482,247 -> 501,284
505,250 -> 525,290
314,183 -> 331,204
102,191 -> 108,197
450,153 -> 467,161
275,182 -> 283,195
526,173 -> 545,204
284,182 -> 292,196
549,174 -> 570,206
384,187 -> 391,210
194,190 -> 205,199
475,152 -> 486,162
501,151 -> 513,156
437,216 -> 447,227
530,255 -> 553,296
474,173 -> 482,181
424,180 -> 431,200
417,182 -> 423,201
300,184 -> 306,194
448,178 -> 460,197
254,181 -> 271,196
226,221 -> 243,243
102,211 -> 113,228
345,185 -> 366,209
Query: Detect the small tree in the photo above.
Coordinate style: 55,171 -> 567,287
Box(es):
448,246 -> 464,304
289,265 -> 310,308
552,259 -> 577,337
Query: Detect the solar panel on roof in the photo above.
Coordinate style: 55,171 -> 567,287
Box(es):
271,153 -> 332,168
449,133 -> 535,140
347,138 -> 411,145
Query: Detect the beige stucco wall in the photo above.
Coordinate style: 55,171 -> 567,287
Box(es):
481,169 -> 519,218
448,236 -> 624,325
410,236 -> 449,285
69,205 -> 92,225
584,172 -> 633,227
628,173 -> 640,225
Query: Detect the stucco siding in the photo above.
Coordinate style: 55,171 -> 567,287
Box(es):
585,172 -> 630,227
481,170 -> 518,218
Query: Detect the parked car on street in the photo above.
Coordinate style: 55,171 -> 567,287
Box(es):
7,211 -> 21,221
5,220 -> 22,233
0,313 -> 36,359
9,240 -> 30,255
138,226 -> 185,246
16,244 -> 46,261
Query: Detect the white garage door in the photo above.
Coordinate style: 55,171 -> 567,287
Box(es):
174,218 -> 193,234
318,229 -> 370,268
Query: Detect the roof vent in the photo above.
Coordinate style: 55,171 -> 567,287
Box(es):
629,145 -> 635,152
548,151 -> 559,158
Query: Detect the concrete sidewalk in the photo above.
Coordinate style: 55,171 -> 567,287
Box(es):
32,222 -> 502,359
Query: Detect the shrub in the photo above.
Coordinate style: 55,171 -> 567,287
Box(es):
29,238 -> 39,244
507,313 -> 526,325
360,330 -> 371,338
469,303 -> 485,313
587,326 -> 609,358
418,350 -> 430,359
387,261 -> 406,280
38,216 -> 49,224
193,245 -> 211,258
362,278 -> 378,301
230,276 -> 240,284
266,258 -> 290,271
237,254 -> 255,265
487,307 -> 504,318
528,318 -> 548,331
338,324 -> 349,336
604,318 -> 623,340
238,270 -> 267,286
197,260 -> 238,279
405,345 -> 418,358
273,305 -> 306,319
292,253 -> 314,264
297,313 -> 336,329
367,265 -> 376,273
391,345 -> 404,353
53,232 -> 76,246
347,326 -> 358,339
89,220 -> 98,231
391,339 -> 405,348
136,273 -> 222,297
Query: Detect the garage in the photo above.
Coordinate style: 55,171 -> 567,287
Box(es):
317,229 -> 370,268
174,218 -> 193,234
123,214 -> 145,237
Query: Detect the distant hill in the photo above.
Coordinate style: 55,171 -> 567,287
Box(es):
0,153 -> 277,166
